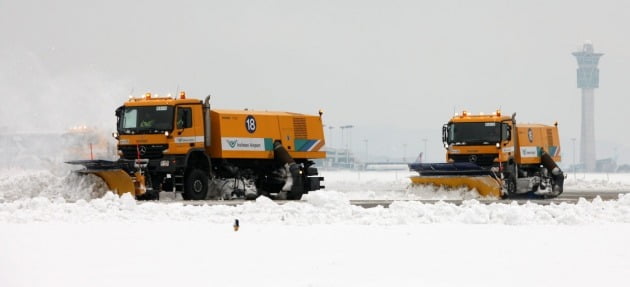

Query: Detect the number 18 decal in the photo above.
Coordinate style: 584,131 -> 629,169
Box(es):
245,115 -> 257,133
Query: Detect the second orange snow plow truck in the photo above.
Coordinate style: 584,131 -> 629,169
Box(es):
409,111 -> 565,199
68,92 -> 326,200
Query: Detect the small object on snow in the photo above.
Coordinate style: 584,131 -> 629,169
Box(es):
233,219 -> 239,231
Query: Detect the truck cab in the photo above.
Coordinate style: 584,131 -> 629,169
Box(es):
443,110 -> 514,168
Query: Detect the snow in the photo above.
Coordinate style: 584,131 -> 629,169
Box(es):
1,168 -> 630,286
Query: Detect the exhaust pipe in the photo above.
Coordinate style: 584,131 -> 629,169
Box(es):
203,95 -> 212,148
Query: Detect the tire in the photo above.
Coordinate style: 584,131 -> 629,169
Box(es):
542,177 -> 563,199
504,176 -> 517,198
183,169 -> 209,200
137,189 -> 160,200
137,174 -> 159,200
286,181 -> 304,200
286,164 -> 304,200
502,159 -> 518,198
286,191 -> 303,200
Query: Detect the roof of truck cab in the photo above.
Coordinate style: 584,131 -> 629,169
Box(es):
211,109 -> 318,117
449,115 -> 512,123
124,98 -> 202,106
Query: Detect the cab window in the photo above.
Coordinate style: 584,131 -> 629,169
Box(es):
176,107 -> 193,129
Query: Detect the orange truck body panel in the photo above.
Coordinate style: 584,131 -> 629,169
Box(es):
514,124 -> 562,165
208,109 -> 326,160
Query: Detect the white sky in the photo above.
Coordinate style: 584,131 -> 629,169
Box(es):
1,0 -> 629,164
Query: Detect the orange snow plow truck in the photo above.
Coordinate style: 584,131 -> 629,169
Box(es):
409,111 -> 565,199
68,92 -> 326,200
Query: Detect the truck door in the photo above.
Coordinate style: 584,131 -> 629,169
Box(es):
499,121 -> 515,162
172,105 -> 203,154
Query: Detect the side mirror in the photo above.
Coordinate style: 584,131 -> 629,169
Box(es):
442,124 -> 448,144
115,106 -> 123,117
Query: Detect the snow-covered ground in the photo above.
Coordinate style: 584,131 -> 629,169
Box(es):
1,167 -> 630,286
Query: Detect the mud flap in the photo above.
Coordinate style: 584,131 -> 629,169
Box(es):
409,175 -> 502,198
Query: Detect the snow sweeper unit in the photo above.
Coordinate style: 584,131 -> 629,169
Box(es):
68,92 -> 326,200
409,111 -> 565,198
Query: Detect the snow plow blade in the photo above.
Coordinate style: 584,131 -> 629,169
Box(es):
409,175 -> 501,197
66,160 -> 138,196
408,162 -> 502,198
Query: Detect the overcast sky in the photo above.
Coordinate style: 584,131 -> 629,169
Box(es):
1,0 -> 629,164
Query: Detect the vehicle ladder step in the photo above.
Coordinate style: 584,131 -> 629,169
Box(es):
173,174 -> 184,192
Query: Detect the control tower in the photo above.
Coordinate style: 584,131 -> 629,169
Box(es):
572,41 -> 603,172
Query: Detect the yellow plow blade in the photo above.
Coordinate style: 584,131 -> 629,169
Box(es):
66,160 -> 141,197
410,175 -> 502,198
81,169 -> 136,196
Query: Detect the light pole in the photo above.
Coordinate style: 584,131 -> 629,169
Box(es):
327,125 -> 335,149
323,125 -> 334,168
363,139 -> 369,163
571,138 -> 576,178
340,125 -> 354,167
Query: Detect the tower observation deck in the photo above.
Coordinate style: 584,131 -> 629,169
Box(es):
572,42 -> 603,172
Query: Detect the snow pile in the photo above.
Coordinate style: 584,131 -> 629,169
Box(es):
2,168 -> 630,204
324,170 -> 630,200
321,169 -> 482,199
320,169 -> 414,199
0,169 -> 107,203
2,190 -> 630,225
564,173 -> 630,192
1,168 -> 630,226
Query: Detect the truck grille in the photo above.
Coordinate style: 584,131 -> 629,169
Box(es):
546,128 -> 554,145
451,154 -> 497,167
119,144 -> 168,160
293,117 -> 307,139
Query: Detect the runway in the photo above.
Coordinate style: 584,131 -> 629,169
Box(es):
166,190 -> 629,208
349,190 -> 628,208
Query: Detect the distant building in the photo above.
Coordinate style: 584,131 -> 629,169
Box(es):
596,158 -> 617,173
572,41 -> 603,172
316,148 -> 358,169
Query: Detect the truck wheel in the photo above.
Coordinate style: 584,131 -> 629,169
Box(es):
137,190 -> 160,200
286,191 -> 303,200
287,183 -> 304,200
504,177 -> 517,197
183,169 -> 208,200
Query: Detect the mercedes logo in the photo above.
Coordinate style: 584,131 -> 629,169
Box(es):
138,146 -> 147,155
469,155 -> 477,163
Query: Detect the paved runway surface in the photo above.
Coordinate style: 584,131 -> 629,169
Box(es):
165,190 -> 629,208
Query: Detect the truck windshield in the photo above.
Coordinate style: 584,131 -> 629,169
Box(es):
446,122 -> 502,145
118,106 -> 174,134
